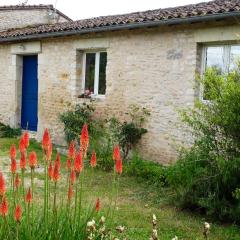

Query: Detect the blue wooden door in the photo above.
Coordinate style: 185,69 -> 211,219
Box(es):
21,55 -> 38,131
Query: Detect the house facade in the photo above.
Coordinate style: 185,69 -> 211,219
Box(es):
0,0 -> 239,163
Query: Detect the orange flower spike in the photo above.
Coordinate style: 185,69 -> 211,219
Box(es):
113,145 -> 121,161
74,152 -> 83,174
20,152 -> 27,170
11,158 -> 17,174
26,188 -> 32,203
1,197 -> 8,216
66,158 -> 71,170
0,173 -> 6,197
14,173 -> 21,189
23,131 -> 29,148
68,185 -> 73,201
48,162 -> 53,180
55,153 -> 61,170
116,158 -> 123,175
10,144 -> 16,159
19,135 -> 26,153
28,151 -> 38,169
53,161 -> 60,182
80,123 -> 89,156
95,198 -> 100,212
14,204 -> 22,223
46,142 -> 52,161
70,169 -> 75,185
42,128 -> 51,151
90,151 -> 97,168
68,141 -> 75,159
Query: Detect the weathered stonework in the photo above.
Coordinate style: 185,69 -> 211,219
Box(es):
0,21 -> 239,164
0,8 -> 68,31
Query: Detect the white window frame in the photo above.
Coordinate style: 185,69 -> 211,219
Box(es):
200,44 -> 240,101
82,50 -> 106,98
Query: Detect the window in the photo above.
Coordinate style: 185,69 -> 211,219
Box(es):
83,51 -> 107,96
201,44 -> 240,100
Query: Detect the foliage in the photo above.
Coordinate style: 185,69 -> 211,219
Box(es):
60,104 -> 150,170
59,103 -> 96,143
125,153 -> 167,187
0,122 -> 21,138
108,105 -> 150,160
167,67 -> 240,223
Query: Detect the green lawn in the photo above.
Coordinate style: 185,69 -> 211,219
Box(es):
0,138 -> 240,239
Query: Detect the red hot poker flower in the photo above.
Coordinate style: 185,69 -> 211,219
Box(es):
46,142 -> 52,161
1,197 -> 8,217
10,144 -> 16,159
80,124 -> 89,157
90,151 -> 97,168
19,135 -> 26,153
116,158 -> 123,175
0,173 -> 6,197
20,152 -> 27,170
23,131 -> 29,148
95,198 -> 100,212
42,128 -> 51,151
26,188 -> 32,203
11,158 -> 17,174
68,141 -> 75,159
55,153 -> 61,170
14,173 -> 21,189
68,185 -> 73,201
66,158 -> 71,170
53,161 -> 60,182
74,152 -> 83,175
48,162 -> 53,180
14,204 -> 22,223
70,169 -> 75,185
28,151 -> 38,169
113,145 -> 121,161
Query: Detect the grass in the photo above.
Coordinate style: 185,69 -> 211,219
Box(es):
0,137 -> 240,239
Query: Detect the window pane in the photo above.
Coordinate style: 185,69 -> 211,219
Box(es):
229,45 -> 240,72
98,52 -> 107,95
85,53 -> 95,93
206,46 -> 224,74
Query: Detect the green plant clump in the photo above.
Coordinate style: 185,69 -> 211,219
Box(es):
0,122 -> 21,138
167,67 -> 240,223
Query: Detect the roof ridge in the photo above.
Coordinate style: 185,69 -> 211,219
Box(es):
0,0 -> 239,42
0,4 -> 72,21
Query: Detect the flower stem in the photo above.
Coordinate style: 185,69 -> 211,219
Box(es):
74,175 -> 79,224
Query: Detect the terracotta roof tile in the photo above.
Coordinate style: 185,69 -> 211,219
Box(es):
0,0 -> 239,41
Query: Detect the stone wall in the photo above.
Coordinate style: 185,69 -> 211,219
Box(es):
0,9 -> 68,31
0,21 -> 239,163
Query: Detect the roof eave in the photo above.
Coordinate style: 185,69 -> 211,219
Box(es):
0,11 -> 239,43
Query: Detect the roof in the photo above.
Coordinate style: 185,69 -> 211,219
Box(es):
0,0 -> 239,42
0,4 -> 72,21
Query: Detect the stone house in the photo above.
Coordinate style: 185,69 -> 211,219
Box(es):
0,0 -> 239,163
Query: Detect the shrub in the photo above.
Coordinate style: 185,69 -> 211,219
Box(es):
126,153 -> 167,187
167,67 -> 240,222
60,103 -> 150,170
0,122 -> 21,138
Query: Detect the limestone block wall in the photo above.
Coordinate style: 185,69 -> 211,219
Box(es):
0,9 -> 68,31
0,22 -> 239,163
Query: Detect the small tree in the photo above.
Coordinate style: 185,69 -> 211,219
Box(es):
167,66 -> 240,222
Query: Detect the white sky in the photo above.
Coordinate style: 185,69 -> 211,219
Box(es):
0,0 -> 210,20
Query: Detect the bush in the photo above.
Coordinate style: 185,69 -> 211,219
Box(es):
167,67 -> 240,222
126,154 -> 167,187
0,122 -> 21,138
60,103 -> 150,170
